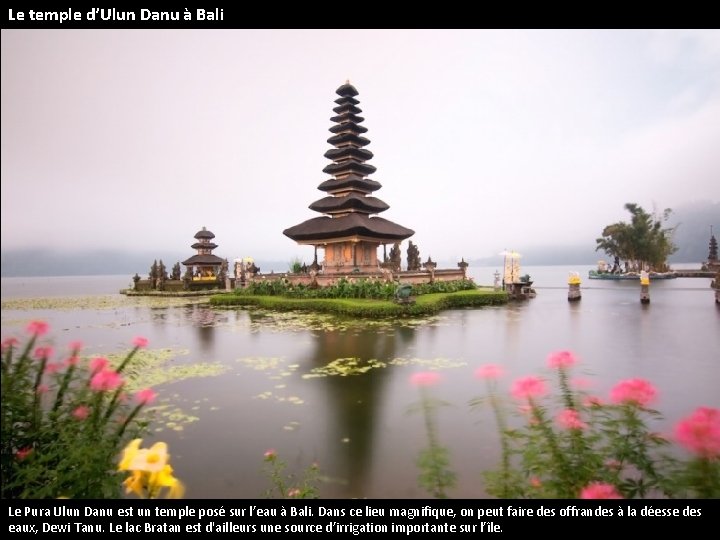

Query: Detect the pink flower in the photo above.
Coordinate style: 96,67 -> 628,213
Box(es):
36,384 -> 50,394
26,320 -> 49,336
132,336 -> 149,348
89,357 -> 109,374
64,355 -> 80,367
571,377 -> 592,390
610,378 -> 657,406
33,346 -> 53,360
410,371 -> 441,387
1,337 -> 19,351
90,369 -> 124,392
511,376 -> 547,401
547,350 -> 577,369
674,407 -> 720,458
45,362 -> 62,375
583,395 -> 604,407
474,364 -> 504,379
264,449 -> 277,460
16,447 -> 33,460
529,476 -> 542,488
556,409 -> 588,430
287,488 -> 301,497
72,405 -> 90,420
135,388 -> 157,406
580,482 -> 623,499
517,404 -> 533,416
68,340 -> 83,352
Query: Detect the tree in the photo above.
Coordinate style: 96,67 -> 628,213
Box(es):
170,262 -> 182,280
596,203 -> 677,272
157,260 -> 168,281
149,260 -> 158,281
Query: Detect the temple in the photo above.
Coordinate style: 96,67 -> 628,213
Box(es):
284,82 -> 415,274
182,227 -> 225,280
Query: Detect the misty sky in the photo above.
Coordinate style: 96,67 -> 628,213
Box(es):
2,29 -> 719,263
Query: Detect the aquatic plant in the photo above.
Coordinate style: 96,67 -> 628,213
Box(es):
262,449 -> 320,499
408,371 -> 456,498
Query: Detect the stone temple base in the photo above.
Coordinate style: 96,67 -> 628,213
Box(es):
247,268 -> 467,288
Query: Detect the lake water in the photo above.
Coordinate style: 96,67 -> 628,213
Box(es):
1,266 -> 718,498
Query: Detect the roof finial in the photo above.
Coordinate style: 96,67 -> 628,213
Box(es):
346,79 -> 350,85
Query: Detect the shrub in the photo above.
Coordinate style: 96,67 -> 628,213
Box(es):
1,322 -> 156,498
472,351 -> 720,499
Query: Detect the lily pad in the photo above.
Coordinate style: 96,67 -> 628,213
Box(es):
302,357 -> 387,378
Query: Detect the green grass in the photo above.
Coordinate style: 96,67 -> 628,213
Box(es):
209,288 -> 507,317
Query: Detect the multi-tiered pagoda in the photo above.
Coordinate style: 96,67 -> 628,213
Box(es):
182,227 -> 225,279
283,82 -> 414,274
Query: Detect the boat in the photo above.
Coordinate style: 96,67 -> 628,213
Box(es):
588,270 -> 678,280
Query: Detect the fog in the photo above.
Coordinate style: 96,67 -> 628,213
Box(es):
2,29 -> 719,263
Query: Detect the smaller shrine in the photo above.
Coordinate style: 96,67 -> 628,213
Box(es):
502,250 -> 536,300
182,227 -> 226,281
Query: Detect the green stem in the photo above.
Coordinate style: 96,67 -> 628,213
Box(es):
51,363 -> 77,414
102,386 -> 125,424
558,367 -> 576,410
696,457 -> 719,498
1,342 -> 15,379
31,356 -> 48,433
115,347 -> 140,375
623,406 -> 661,496
8,335 -> 38,386
114,403 -> 144,442
488,385 -> 511,498
530,398 -> 572,495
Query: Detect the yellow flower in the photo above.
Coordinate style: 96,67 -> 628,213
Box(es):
129,442 -> 168,473
118,440 -> 184,498
123,470 -> 146,498
150,465 -> 185,499
118,439 -> 142,471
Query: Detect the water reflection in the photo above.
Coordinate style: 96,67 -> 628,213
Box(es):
304,323 -> 403,497
182,304 -> 226,351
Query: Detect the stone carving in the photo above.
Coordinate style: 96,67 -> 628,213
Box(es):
407,241 -> 420,271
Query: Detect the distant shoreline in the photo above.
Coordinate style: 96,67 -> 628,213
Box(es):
1,262 -> 708,279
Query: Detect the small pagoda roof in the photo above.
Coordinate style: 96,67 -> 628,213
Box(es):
333,103 -> 363,115
324,147 -> 373,161
194,227 -> 215,240
330,113 -> 365,124
334,95 -> 359,105
329,122 -> 368,134
322,161 -> 377,177
317,175 -> 382,193
182,254 -> 225,266
309,193 -> 389,214
336,82 -> 359,97
327,133 -> 371,147
283,214 -> 414,243
191,242 -> 218,250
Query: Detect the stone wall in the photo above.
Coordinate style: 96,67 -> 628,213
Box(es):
246,268 -> 466,288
